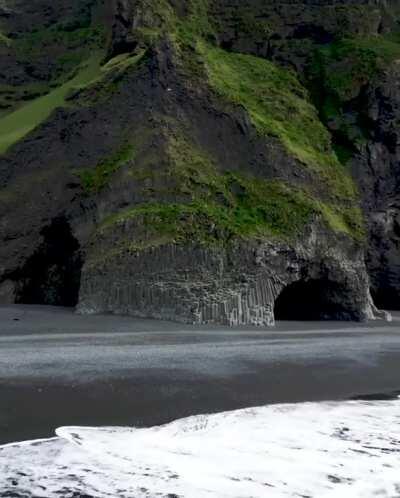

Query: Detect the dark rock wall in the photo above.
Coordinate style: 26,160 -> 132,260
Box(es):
210,0 -> 392,69
78,225 -> 374,326
352,64 -> 400,308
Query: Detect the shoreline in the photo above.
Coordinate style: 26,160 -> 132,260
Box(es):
1,389 -> 399,450
1,398 -> 399,498
1,304 -> 400,445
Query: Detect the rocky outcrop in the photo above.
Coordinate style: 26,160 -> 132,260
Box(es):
77,222 -> 375,325
210,0 -> 396,71
354,69 -> 400,308
0,0 -> 398,324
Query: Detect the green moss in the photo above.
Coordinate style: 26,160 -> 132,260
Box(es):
77,143 -> 136,194
100,181 -> 316,246
71,50 -> 147,105
311,35 -> 400,102
175,0 -> 215,45
322,35 -> 400,117
6,24 -> 108,110
129,0 -> 213,47
0,31 -> 11,46
164,134 -> 229,200
0,44 -> 145,153
0,53 -> 104,154
309,34 -> 400,164
99,175 -> 363,248
317,202 -> 364,240
97,7 -> 366,245
199,42 -> 356,200
129,0 -> 176,45
0,81 -> 52,116
101,134 -> 364,244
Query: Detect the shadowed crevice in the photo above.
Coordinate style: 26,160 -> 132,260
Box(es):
370,285 -> 399,310
13,217 -> 82,307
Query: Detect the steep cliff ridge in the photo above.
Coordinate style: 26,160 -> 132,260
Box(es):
0,0 -> 397,323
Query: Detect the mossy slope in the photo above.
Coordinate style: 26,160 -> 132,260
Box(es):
0,54 -> 103,154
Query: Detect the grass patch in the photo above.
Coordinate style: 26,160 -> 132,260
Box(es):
199,42 -> 356,200
99,182 -> 316,247
0,53 -> 104,154
101,135 -> 364,245
0,48 -> 146,153
77,143 -> 136,194
99,177 -> 364,249
70,50 -> 147,106
101,51 -> 146,72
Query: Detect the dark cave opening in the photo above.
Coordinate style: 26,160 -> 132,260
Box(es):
14,217 -> 82,307
371,286 -> 399,311
274,279 -> 351,321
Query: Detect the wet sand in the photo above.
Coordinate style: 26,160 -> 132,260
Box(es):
1,304 -> 400,444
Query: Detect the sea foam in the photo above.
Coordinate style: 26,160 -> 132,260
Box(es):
0,399 -> 399,497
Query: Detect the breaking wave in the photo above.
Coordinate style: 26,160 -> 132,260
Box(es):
0,399 -> 399,497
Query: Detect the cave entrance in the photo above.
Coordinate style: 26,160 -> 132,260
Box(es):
15,217 -> 82,307
370,286 -> 399,310
274,279 -> 350,321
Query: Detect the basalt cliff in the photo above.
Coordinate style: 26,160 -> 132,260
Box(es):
0,0 -> 399,325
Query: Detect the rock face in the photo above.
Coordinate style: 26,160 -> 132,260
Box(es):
0,0 -> 399,324
353,64 -> 400,309
78,224 -> 374,326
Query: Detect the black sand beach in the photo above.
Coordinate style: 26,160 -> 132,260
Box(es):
1,305 -> 400,445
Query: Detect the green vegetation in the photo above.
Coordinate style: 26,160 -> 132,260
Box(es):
130,0 -> 176,45
0,81 -> 51,117
200,42 -> 356,200
78,143 -> 136,194
0,54 -> 104,154
101,135 -> 364,245
99,182 -> 315,246
175,0 -> 215,44
0,20 -> 108,117
99,31 -> 366,245
318,202 -> 364,239
99,176 -> 364,248
313,36 -> 400,103
13,25 -> 106,58
129,0 -> 213,45
72,50 -> 147,105
102,52 -> 145,72
0,46 -> 146,154
0,31 -> 11,46
11,24 -> 107,92
309,34 -> 400,164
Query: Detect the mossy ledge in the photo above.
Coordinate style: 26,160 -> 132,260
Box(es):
97,165 -> 365,251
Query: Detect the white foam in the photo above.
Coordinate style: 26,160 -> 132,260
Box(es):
0,399 -> 399,497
